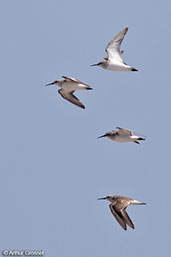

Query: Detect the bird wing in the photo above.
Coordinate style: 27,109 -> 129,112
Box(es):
105,27 -> 128,63
116,127 -> 146,138
121,209 -> 135,229
62,76 -> 91,88
116,127 -> 132,136
131,131 -> 146,138
62,76 -> 81,83
109,204 -> 127,230
58,89 -> 85,109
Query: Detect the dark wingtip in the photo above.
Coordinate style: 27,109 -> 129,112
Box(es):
78,104 -> 85,109
131,68 -> 138,71
86,87 -> 93,90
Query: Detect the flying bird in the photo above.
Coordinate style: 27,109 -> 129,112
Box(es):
98,195 -> 146,230
45,76 -> 92,109
98,127 -> 146,144
91,27 -> 138,71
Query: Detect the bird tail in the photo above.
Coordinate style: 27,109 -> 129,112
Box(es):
131,200 -> 146,205
138,137 -> 145,141
131,67 -> 138,71
134,137 -> 145,144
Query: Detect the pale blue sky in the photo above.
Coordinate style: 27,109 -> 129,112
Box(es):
0,0 -> 171,257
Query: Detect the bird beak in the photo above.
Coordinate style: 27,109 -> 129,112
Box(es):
90,63 -> 97,67
45,82 -> 55,87
97,197 -> 107,200
97,135 -> 106,139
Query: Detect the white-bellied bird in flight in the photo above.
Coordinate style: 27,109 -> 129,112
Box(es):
91,27 -> 138,71
98,127 -> 146,144
45,76 -> 93,109
98,195 -> 146,230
